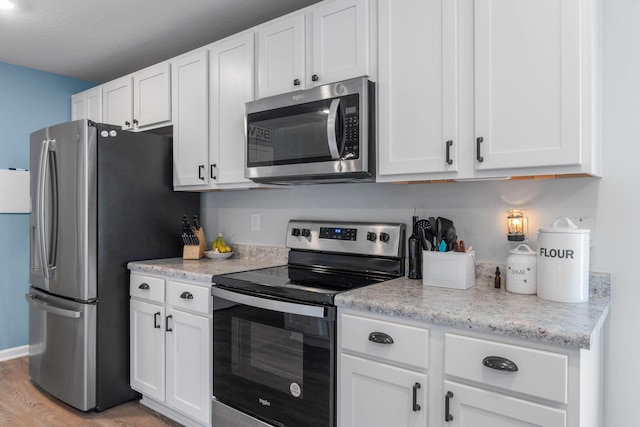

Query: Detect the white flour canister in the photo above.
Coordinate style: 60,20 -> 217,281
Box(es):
507,244 -> 537,294
537,217 -> 590,303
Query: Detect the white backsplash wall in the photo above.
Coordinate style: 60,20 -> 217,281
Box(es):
201,177 -> 600,266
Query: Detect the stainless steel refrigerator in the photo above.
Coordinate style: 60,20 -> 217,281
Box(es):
25,119 -> 199,411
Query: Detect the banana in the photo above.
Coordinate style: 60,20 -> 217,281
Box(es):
211,233 -> 231,253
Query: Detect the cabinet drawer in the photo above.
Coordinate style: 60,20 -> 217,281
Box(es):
166,280 -> 210,315
130,274 -> 165,303
340,313 -> 429,370
445,333 -> 568,404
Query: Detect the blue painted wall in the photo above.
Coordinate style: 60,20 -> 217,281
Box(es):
0,62 -> 95,351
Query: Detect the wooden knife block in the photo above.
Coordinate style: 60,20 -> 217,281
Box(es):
183,227 -> 207,260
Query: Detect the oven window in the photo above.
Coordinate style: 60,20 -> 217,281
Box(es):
232,318 -> 304,395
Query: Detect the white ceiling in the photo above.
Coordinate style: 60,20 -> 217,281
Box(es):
0,0 -> 321,83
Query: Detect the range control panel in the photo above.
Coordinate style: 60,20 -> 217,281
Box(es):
287,220 -> 405,258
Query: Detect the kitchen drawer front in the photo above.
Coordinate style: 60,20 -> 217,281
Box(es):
340,313 -> 429,370
130,274 -> 165,303
445,333 -> 568,404
166,280 -> 211,315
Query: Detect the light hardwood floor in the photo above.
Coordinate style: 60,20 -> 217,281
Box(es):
0,357 -> 183,427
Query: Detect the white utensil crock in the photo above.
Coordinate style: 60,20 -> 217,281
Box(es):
537,217 -> 590,303
507,244 -> 537,294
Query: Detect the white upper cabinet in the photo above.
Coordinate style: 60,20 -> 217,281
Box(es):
102,63 -> 171,131
378,0 -> 601,182
171,49 -> 209,188
473,0 -> 584,172
102,76 -> 133,130
257,0 -> 374,98
210,31 -> 257,188
257,13 -> 306,98
377,0 -> 458,177
133,63 -> 171,129
72,87 -> 102,122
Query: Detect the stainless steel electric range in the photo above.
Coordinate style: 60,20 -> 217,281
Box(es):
211,220 -> 406,427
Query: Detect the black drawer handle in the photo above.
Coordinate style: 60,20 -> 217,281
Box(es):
180,291 -> 194,300
153,312 -> 161,329
138,283 -> 150,290
166,314 -> 173,332
445,140 -> 453,165
476,137 -> 484,162
482,356 -> 518,372
368,331 -> 394,344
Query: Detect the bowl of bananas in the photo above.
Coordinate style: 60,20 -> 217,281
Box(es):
205,233 -> 233,260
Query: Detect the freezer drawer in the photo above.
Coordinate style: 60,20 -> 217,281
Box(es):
25,287 -> 97,411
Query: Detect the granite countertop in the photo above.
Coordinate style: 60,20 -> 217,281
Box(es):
128,245 -> 609,350
127,244 -> 288,283
335,270 -> 610,350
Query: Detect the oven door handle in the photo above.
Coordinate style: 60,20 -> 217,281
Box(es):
326,98 -> 341,160
212,286 -> 328,319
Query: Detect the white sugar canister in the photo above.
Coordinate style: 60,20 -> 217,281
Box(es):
537,217 -> 590,303
506,244 -> 537,294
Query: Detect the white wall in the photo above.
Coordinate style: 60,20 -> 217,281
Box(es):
202,0 -> 638,424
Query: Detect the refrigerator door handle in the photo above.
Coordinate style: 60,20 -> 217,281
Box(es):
37,139 -> 59,279
24,293 -> 82,319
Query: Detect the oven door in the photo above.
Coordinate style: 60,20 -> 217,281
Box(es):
212,286 -> 336,427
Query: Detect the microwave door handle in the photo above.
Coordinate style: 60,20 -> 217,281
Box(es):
326,98 -> 341,160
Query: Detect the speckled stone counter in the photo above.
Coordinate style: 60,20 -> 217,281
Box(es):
127,244 -> 288,283
335,272 -> 610,350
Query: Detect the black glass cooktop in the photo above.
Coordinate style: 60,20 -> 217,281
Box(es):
212,265 -> 389,306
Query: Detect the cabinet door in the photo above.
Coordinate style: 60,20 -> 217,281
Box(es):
443,381 -> 566,427
165,308 -> 211,425
71,93 -> 85,121
257,13 -> 305,98
72,88 -> 102,122
102,76 -> 133,130
474,0 -> 582,171
210,32 -> 256,186
171,50 -> 209,187
133,62 -> 171,129
310,0 -> 369,87
340,354 -> 427,427
377,0 -> 458,177
130,299 -> 165,402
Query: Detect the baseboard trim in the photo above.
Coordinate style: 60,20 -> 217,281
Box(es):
0,345 -> 28,362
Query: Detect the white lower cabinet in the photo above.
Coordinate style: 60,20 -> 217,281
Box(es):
341,354 -> 428,427
338,310 -> 430,427
130,273 -> 212,427
339,309 -> 603,427
443,381 -> 566,427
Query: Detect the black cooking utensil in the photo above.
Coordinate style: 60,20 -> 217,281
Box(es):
438,217 -> 457,251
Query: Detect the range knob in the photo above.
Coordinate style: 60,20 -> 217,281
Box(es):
301,228 -> 311,238
366,232 -> 377,242
291,228 -> 301,237
380,232 -> 390,243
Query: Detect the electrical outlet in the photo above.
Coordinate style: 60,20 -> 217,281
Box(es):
251,213 -> 260,232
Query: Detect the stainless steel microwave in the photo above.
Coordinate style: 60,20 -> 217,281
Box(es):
245,77 -> 375,185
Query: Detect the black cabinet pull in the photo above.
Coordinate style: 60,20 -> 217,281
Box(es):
133,119 -> 139,125
166,314 -> 173,332
138,283 -> 150,290
476,137 -> 484,162
210,164 -> 217,180
153,312 -> 161,329
412,383 -> 421,412
125,121 -> 131,127
368,331 -> 394,344
180,291 -> 193,300
482,356 -> 518,372
445,391 -> 454,422
445,140 -> 453,165
198,165 -> 205,180
311,74 -> 319,82
293,78 -> 301,86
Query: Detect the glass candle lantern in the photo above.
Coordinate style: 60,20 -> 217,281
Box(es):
507,209 -> 526,241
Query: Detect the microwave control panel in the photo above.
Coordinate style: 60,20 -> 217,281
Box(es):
341,94 -> 360,159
